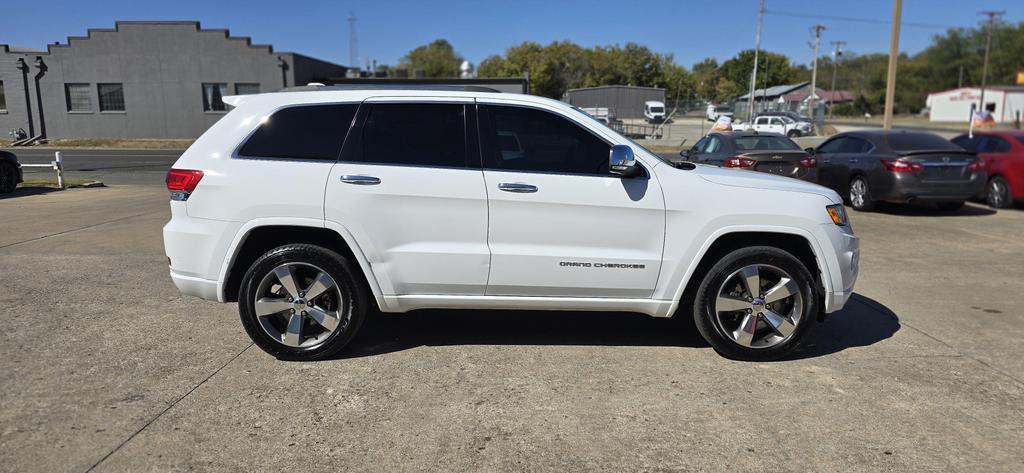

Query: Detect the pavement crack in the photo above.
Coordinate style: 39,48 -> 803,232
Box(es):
0,211 -> 157,250
83,343 -> 254,473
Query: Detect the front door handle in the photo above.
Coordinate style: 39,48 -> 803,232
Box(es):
341,175 -> 381,185
498,182 -> 538,193
849,159 -> 859,164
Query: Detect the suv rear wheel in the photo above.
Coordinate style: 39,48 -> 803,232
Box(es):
693,246 -> 818,361
238,244 -> 367,360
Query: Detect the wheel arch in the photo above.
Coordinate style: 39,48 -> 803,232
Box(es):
220,222 -> 384,311
669,229 -> 827,319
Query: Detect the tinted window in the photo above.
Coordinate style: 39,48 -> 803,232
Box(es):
239,104 -> 358,160
980,136 -> 1010,153
818,137 -> 845,153
692,137 -> 709,153
839,137 -> 868,153
357,103 -> 467,168
734,136 -> 800,151
481,105 -> 611,175
705,136 -> 722,153
884,132 -> 960,151
951,135 -> 977,151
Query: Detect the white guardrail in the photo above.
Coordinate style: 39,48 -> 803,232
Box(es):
20,151 -> 65,189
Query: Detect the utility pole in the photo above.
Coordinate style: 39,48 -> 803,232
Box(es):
747,0 -> 765,122
977,10 -> 1005,114
348,13 -> 358,71
808,24 -> 826,125
829,40 -> 845,119
883,0 -> 902,130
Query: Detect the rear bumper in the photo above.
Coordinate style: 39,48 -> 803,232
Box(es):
874,172 -> 986,202
169,270 -> 220,301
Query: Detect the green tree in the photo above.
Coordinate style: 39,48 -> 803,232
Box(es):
400,39 -> 463,78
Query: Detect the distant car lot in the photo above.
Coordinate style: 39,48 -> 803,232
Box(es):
1,158 -> 1023,471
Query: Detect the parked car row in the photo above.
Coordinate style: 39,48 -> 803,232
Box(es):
681,129 -> 1024,211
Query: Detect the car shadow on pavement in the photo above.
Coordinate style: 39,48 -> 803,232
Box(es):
0,186 -> 62,199
868,202 -> 995,217
332,293 -> 899,361
786,293 -> 900,360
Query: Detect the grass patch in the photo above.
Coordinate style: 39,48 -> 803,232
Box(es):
18,178 -> 104,189
38,138 -> 193,149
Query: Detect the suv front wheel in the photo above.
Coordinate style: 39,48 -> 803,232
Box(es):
238,244 -> 367,361
693,246 -> 819,361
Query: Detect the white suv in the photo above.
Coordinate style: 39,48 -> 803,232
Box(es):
163,86 -> 859,362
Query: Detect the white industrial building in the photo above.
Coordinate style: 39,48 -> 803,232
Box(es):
926,86 -> 1024,123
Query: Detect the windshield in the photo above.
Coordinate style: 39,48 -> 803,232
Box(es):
568,106 -> 674,167
735,136 -> 801,151
650,107 -> 664,113
780,116 -> 795,124
884,132 -> 961,151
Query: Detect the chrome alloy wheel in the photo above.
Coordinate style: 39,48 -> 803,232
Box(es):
988,178 -> 1008,208
253,262 -> 348,348
713,264 -> 803,349
850,179 -> 867,208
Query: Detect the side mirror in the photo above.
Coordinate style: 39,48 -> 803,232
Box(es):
804,147 -> 815,155
679,149 -> 691,159
610,144 -> 640,177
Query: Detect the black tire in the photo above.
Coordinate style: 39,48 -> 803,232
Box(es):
986,176 -> 1013,209
692,246 -> 819,361
935,201 -> 965,212
848,175 -> 875,211
787,130 -> 801,138
0,162 -> 17,194
238,244 -> 367,361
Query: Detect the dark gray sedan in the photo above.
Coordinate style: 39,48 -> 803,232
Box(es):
811,130 -> 986,211
679,131 -> 817,182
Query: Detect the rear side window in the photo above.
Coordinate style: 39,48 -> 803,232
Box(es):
480,105 -> 611,175
884,132 -> 960,152
239,104 -> 358,160
980,136 -> 1010,153
839,137 -> 869,153
357,103 -> 468,168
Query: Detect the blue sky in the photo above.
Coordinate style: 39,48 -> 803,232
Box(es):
1,0 -> 1020,69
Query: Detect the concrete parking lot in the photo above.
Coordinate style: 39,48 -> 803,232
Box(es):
1,170 -> 1023,471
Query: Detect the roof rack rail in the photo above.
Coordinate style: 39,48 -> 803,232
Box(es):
277,83 -> 502,93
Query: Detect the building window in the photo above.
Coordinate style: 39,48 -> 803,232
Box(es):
98,83 -> 125,112
0,81 -> 7,112
235,83 -> 260,95
202,83 -> 228,112
66,83 -> 92,112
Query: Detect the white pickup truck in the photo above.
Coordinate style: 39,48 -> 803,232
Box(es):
733,115 -> 812,137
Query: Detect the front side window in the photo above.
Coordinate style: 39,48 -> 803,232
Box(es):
839,137 -> 868,153
980,136 -> 1010,153
65,83 -> 91,112
202,83 -> 228,112
357,103 -> 467,168
235,83 -> 260,95
98,83 -> 125,112
818,137 -> 845,154
705,136 -> 722,153
691,137 -> 709,154
238,104 -> 358,160
481,105 -> 611,175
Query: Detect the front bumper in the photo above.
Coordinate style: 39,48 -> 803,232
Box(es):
819,223 -> 859,313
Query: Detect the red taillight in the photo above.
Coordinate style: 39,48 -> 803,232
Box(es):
799,156 -> 817,168
967,159 -> 984,172
166,168 -> 204,193
880,159 -> 922,173
724,157 -> 757,168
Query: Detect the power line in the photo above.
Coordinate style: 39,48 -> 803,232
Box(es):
765,9 -> 959,30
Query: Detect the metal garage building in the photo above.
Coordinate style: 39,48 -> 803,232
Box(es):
0,21 -> 349,140
562,85 -> 666,120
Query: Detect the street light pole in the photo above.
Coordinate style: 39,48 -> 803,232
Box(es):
808,24 -> 826,125
882,0 -> 902,130
747,0 -> 765,122
977,10 -> 1005,114
829,40 -> 845,119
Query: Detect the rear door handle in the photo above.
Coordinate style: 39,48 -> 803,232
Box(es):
498,182 -> 538,193
341,175 -> 381,185
849,159 -> 859,164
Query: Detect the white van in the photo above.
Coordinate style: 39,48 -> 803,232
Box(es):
644,101 -> 666,123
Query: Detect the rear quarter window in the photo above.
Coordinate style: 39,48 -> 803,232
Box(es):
238,104 -> 359,160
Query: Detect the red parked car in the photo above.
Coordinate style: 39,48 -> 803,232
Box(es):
952,131 -> 1024,208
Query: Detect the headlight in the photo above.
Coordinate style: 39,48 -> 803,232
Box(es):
826,204 -> 848,226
